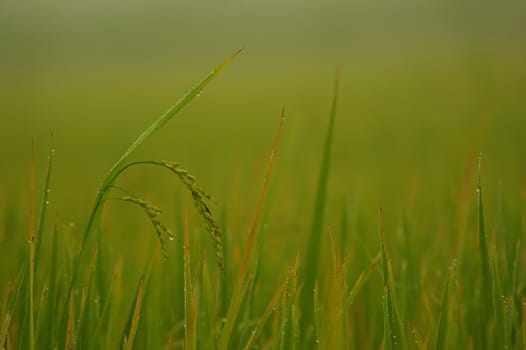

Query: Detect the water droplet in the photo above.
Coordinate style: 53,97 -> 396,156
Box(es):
45,200 -> 50,205
46,188 -> 51,193
169,236 -> 175,241
196,91 -> 202,97
51,148 -> 56,153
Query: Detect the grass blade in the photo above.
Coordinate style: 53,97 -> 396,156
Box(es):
379,208 -> 406,350
28,140 -> 36,350
121,274 -> 147,350
65,295 -> 75,350
1,268 -> 26,350
34,134 -> 55,266
183,212 -> 197,350
313,281 -> 321,346
476,155 -> 492,347
200,253 -> 216,349
434,263 -> 454,350
301,70 -> 340,333
383,286 -> 393,350
0,313 -> 11,350
521,296 -> 526,349
491,245 -> 507,348
277,255 -> 300,350
45,222 -> 60,349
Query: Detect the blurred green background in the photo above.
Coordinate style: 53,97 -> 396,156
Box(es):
1,0 -> 525,260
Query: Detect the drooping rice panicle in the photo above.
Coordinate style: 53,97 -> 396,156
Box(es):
159,160 -> 224,269
116,196 -> 174,259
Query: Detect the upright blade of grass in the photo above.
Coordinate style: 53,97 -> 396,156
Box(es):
121,272 -> 148,350
301,70 -> 340,333
378,208 -> 406,350
511,239 -> 521,305
324,232 -> 348,350
434,263 -> 454,350
79,247 -> 99,349
277,255 -> 300,350
476,155 -> 492,346
313,281 -> 321,346
45,222 -> 59,349
200,253 -> 216,349
28,140 -> 36,350
383,286 -> 393,350
219,208 -> 230,315
65,295 -> 75,350
276,269 -> 292,350
104,257 -> 124,350
1,268 -> 25,349
340,198 -> 349,261
521,296 -> 526,349
491,246 -> 508,348
240,223 -> 270,345
183,212 -> 197,350
34,279 -> 49,347
218,109 -> 284,350
0,313 -> 10,350
34,134 -> 55,266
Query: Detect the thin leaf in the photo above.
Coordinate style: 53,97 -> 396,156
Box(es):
301,70 -> 340,332
45,222 -> 60,350
491,246 -> 507,348
383,286 -> 393,350
0,312 -> 11,350
477,155 -> 493,345
521,296 -> 526,349
34,134 -> 55,266
122,277 -> 146,350
1,268 -> 26,350
65,295 -> 75,350
313,281 -> 321,347
379,208 -> 406,350
434,263 -> 454,350
28,139 -> 36,350
183,212 -> 197,350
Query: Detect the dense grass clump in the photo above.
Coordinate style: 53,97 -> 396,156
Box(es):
1,52 -> 525,350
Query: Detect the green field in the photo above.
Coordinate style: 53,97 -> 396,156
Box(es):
1,2 -> 526,349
